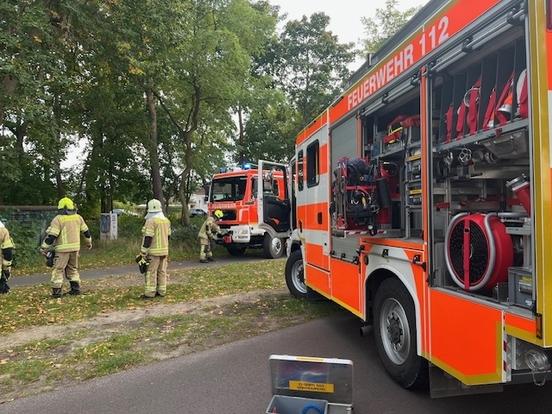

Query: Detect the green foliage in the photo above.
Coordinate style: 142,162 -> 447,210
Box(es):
272,13 -> 356,124
1,0 -> 354,210
361,0 -> 420,55
236,11 -> 356,163
1,211 -> 53,271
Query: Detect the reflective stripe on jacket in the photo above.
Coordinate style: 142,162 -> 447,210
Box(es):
47,214 -> 89,253
198,217 -> 220,240
0,228 -> 14,250
142,217 -> 171,256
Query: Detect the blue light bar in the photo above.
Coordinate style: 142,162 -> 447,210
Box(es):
242,163 -> 252,170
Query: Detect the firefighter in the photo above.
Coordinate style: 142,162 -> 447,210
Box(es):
41,197 -> 92,298
0,220 -> 15,294
198,209 -> 223,263
138,199 -> 171,299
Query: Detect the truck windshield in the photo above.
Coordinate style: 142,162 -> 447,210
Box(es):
210,176 -> 247,202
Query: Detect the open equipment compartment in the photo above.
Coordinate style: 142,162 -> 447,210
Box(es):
429,22 -> 533,307
330,88 -> 422,240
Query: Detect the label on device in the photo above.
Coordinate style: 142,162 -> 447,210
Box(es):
288,381 -> 335,394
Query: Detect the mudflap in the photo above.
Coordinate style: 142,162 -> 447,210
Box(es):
429,364 -> 503,398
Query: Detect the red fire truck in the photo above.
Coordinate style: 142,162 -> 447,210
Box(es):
208,163 -> 291,258
284,0 -> 552,396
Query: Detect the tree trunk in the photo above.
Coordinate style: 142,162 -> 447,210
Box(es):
179,171 -> 191,226
179,135 -> 196,225
54,166 -> 64,198
145,85 -> 165,208
52,95 -> 65,198
237,104 -> 245,164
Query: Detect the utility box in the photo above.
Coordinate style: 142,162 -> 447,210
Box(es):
509,267 -> 533,309
267,355 -> 353,414
100,213 -> 118,241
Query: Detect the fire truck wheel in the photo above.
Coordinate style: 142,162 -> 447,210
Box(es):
226,246 -> 246,256
285,249 -> 308,298
373,278 -> 428,390
263,234 -> 284,259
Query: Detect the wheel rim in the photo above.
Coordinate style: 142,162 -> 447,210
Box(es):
291,260 -> 307,294
379,298 -> 411,365
271,237 -> 282,256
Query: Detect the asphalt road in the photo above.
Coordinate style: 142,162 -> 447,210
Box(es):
10,254 -> 264,287
3,312 -> 552,414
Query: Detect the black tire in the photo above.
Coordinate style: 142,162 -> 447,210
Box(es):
285,249 -> 308,298
263,233 -> 284,259
226,245 -> 246,257
373,278 -> 428,390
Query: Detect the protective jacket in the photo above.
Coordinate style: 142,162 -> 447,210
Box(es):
198,217 -> 220,241
141,216 -> 171,256
45,213 -> 90,253
0,226 -> 14,269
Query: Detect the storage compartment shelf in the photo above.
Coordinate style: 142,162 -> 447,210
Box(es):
435,118 -> 529,152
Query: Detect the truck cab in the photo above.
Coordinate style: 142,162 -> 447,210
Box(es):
208,162 -> 291,258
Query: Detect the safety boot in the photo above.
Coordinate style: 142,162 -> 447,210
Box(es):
199,259 -> 208,263
207,257 -> 214,262
68,281 -> 81,295
52,288 -> 62,298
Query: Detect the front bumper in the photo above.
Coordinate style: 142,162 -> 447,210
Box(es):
215,225 -> 251,244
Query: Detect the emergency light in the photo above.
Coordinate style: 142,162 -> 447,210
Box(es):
242,163 -> 252,170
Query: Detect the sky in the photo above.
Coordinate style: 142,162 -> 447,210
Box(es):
271,0 -> 429,69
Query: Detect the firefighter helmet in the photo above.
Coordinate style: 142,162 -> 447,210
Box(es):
147,199 -> 163,213
57,197 -> 75,211
214,209 -> 224,219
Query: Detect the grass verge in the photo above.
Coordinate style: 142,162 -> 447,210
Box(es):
0,260 -> 285,333
0,295 -> 337,402
14,237 -> 229,276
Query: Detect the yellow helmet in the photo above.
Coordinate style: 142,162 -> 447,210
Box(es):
58,197 -> 75,210
214,209 -> 224,219
147,199 -> 163,213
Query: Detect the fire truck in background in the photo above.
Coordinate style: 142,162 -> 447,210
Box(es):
284,0 -> 552,396
208,162 -> 291,259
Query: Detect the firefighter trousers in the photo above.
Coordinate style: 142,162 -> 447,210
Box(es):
51,252 -> 80,288
199,237 -> 213,261
144,255 -> 168,298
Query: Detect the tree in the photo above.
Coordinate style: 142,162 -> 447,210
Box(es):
270,13 -> 356,125
238,84 -> 300,163
149,0 -> 277,224
236,12 -> 355,163
361,0 -> 419,55
0,0 -> 97,204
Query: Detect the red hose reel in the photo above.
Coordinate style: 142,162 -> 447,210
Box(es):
445,213 -> 513,291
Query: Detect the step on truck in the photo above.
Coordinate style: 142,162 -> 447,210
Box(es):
208,162 -> 291,259
285,0 -> 552,396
